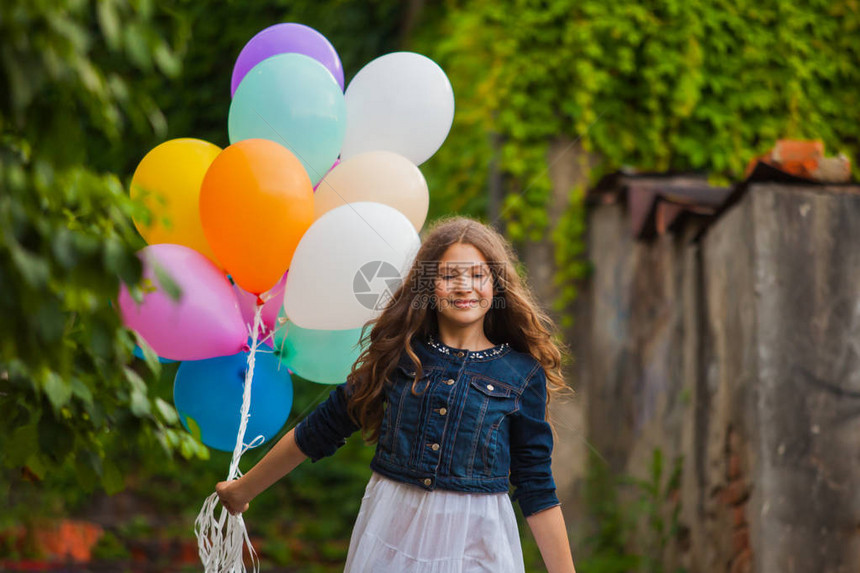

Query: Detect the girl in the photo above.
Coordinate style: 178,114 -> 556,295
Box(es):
216,217 -> 577,573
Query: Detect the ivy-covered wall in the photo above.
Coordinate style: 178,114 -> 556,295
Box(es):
417,0 -> 860,312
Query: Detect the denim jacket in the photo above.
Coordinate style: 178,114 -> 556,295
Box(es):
294,334 -> 559,517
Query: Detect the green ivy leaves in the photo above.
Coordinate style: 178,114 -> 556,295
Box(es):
416,0 -> 859,321
0,0 -> 204,503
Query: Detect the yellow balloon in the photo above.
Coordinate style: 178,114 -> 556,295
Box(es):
130,138 -> 222,266
314,150 -> 429,231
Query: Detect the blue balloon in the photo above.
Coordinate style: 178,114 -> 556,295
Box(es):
174,349 -> 293,452
228,53 -> 346,185
133,344 -> 176,364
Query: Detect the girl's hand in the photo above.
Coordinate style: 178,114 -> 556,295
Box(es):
216,479 -> 251,515
211,429 -> 307,516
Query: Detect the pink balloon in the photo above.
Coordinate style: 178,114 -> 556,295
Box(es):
233,271 -> 287,346
118,244 -> 247,361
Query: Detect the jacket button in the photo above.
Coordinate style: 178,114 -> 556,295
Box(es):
487,384 -> 495,391
438,408 -> 447,416
431,443 -> 440,451
423,478 -> 432,486
445,379 -> 455,385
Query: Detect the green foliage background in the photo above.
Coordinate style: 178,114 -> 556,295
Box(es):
1,0 -> 204,511
422,0 -> 859,217
415,0 -> 860,317
0,0 -> 403,569
2,0 -> 859,571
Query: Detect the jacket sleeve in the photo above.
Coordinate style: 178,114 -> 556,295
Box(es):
509,364 -> 560,517
294,382 -> 360,462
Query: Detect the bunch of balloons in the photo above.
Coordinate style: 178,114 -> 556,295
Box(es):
117,21 -> 454,573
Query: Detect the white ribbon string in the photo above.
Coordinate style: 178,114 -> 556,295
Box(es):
194,303 -> 266,573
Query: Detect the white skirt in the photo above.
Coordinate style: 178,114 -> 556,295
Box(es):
343,472 -> 525,573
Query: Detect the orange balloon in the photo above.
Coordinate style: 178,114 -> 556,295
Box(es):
200,139 -> 314,294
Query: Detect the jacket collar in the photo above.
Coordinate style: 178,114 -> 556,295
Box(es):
423,333 -> 511,362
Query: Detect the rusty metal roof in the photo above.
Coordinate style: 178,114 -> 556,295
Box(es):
588,171 -> 732,239
588,161 -> 855,241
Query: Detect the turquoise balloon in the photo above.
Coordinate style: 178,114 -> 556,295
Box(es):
228,53 -> 346,185
274,312 -> 365,384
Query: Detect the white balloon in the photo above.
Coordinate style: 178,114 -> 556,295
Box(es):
284,202 -> 421,330
341,52 -> 455,166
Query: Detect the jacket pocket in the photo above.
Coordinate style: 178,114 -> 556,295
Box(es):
470,376 -> 514,398
466,376 -> 519,475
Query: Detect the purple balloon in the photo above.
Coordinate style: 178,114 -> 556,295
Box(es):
231,23 -> 344,96
118,244 -> 247,361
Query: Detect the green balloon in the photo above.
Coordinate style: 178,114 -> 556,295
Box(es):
273,310 -> 366,384
228,53 -> 346,185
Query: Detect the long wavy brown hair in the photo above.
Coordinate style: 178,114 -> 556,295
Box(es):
346,216 -> 570,443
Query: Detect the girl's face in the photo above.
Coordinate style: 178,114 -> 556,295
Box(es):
433,242 -> 494,329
